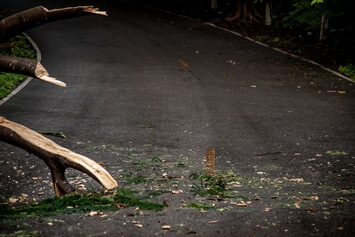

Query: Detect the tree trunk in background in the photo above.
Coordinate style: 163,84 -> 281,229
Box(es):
319,14 -> 329,41
0,116 -> 118,196
226,0 -> 262,23
0,6 -> 107,42
265,1 -> 272,26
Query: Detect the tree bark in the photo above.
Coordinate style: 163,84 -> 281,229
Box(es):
265,1 -> 272,26
0,6 -> 107,42
226,0 -> 262,23
0,116 -> 118,196
319,14 -> 329,41
0,55 -> 66,87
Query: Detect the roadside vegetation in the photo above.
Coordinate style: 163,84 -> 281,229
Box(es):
132,0 -> 354,79
2,143 -> 352,223
0,35 -> 36,99
0,189 -> 165,219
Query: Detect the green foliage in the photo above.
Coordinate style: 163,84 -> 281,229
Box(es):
149,157 -> 166,163
0,73 -> 26,99
0,189 -> 165,220
282,0 -> 325,32
278,0 -> 352,44
126,173 -> 154,184
0,35 -> 36,59
189,173 -> 249,199
326,150 -> 348,155
0,35 -> 36,100
311,0 -> 324,5
186,203 -> 218,210
338,64 -> 355,79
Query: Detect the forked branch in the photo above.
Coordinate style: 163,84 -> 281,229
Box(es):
0,116 -> 118,196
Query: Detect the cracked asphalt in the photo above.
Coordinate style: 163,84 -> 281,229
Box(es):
0,0 -> 354,236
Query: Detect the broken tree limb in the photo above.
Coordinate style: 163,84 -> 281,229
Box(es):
0,116 -> 118,196
0,55 -> 66,87
0,6 -> 107,42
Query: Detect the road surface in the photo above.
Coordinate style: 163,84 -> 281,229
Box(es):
0,0 -> 354,236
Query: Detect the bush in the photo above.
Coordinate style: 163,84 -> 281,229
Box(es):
338,64 -> 355,79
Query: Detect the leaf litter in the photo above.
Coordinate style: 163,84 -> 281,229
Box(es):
2,142 -> 353,235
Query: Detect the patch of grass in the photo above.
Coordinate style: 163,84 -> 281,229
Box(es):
255,35 -> 269,41
175,161 -> 188,168
126,174 -> 154,184
189,173 -> 249,199
88,144 -> 146,157
0,35 -> 36,59
272,37 -> 280,43
121,171 -> 154,184
134,161 -> 150,170
186,203 -> 218,210
0,189 -> 165,220
149,157 -> 166,163
338,64 -> 355,79
0,73 -> 26,99
326,150 -> 347,155
0,35 -> 36,100
189,172 -> 239,183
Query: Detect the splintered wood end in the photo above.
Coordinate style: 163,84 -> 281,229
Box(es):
39,75 -> 67,87
83,7 -> 108,16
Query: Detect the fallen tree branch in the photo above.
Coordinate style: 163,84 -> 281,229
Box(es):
0,116 -> 118,196
0,55 -> 66,87
0,6 -> 107,42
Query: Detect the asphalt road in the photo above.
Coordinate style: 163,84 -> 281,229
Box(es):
0,0 -> 354,236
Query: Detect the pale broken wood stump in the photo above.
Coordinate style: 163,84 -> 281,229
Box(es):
0,116 -> 118,196
0,56 -> 66,87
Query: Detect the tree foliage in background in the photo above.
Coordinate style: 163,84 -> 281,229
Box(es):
281,0 -> 326,32
278,0 -> 354,42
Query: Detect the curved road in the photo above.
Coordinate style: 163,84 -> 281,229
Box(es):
1,0 -> 354,236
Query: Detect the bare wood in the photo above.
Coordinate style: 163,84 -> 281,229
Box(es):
0,6 -> 107,41
0,116 -> 118,196
0,55 -> 66,87
205,149 -> 216,177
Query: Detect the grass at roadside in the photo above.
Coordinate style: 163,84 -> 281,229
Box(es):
0,189 -> 165,220
0,35 -> 36,99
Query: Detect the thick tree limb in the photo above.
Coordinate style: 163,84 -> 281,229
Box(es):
0,55 -> 66,87
0,116 -> 118,196
0,6 -> 107,42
